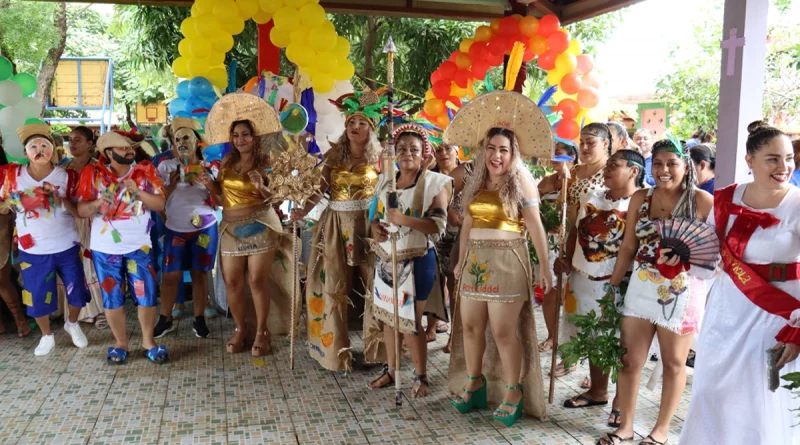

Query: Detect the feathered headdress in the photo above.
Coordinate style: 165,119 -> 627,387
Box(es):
329,88 -> 390,130
392,122 -> 433,156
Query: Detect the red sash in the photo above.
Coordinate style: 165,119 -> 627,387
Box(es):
714,185 -> 800,345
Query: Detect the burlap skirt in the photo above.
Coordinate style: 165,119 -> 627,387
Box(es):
305,204 -> 385,371
449,238 -> 546,419
219,207 -> 283,257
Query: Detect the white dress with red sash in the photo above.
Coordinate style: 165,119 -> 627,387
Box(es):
680,184 -> 800,445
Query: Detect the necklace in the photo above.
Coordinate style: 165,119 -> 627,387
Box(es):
655,191 -> 677,214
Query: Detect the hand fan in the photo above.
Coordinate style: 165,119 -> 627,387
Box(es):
653,218 -> 720,270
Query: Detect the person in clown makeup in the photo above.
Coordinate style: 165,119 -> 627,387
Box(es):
0,123 -> 89,356
76,132 -> 166,364
153,117 -> 218,339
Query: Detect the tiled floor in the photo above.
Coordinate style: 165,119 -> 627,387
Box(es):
0,302 -> 692,444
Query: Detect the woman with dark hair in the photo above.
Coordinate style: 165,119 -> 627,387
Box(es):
367,124 -> 451,398
556,149 -> 644,428
596,138 -> 714,445
0,133 -> 31,337
607,121 -> 630,153
690,143 -> 716,193
681,124 -> 798,444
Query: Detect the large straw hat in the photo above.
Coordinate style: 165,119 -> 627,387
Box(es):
96,132 -> 139,151
443,90 -> 554,159
17,124 -> 53,145
205,93 -> 282,145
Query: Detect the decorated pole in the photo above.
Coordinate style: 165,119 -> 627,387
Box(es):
548,176 -> 569,403
288,69 -> 302,370
382,34 -> 403,409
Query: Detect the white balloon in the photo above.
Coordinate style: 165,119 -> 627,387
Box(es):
15,97 -> 42,119
0,106 -> 25,133
0,80 -> 23,107
1,128 -> 24,159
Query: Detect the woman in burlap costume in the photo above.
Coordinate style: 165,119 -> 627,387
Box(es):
290,89 -> 386,371
445,89 -> 555,426
203,93 -> 297,357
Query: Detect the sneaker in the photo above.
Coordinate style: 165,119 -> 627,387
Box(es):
34,334 -> 55,356
193,316 -> 210,338
64,321 -> 88,348
153,315 -> 175,339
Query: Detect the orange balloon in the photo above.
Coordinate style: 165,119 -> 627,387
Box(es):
560,73 -> 582,95
577,87 -> 600,109
490,18 -> 501,34
557,98 -> 581,120
455,53 -> 472,70
537,14 -> 560,36
537,50 -> 558,71
459,38 -> 474,54
519,16 -> 539,37
424,98 -> 445,116
555,53 -> 577,73
436,114 -> 450,128
529,35 -> 548,56
556,119 -> 580,140
474,25 -> 493,42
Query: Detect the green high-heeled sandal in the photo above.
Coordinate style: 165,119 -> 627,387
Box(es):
450,374 -> 487,414
493,384 -> 523,427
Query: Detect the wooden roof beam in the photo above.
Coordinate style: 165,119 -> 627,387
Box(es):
531,0 -> 562,17
561,0 -> 644,24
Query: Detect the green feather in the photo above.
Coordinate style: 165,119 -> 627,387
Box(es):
484,71 -> 494,92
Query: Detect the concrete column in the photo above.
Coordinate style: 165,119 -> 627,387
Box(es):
716,0 -> 769,187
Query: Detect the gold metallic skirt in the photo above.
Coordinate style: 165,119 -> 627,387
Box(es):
219,207 -> 283,257
458,238 -> 532,304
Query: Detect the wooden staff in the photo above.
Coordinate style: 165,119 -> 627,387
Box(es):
548,176 -> 569,404
289,69 -> 302,370
383,35 -> 402,409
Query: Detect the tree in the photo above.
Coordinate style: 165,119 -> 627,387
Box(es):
36,3 -> 68,113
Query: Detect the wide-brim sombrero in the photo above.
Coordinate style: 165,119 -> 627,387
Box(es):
206,93 -> 282,145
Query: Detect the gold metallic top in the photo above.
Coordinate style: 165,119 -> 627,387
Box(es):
218,167 -> 265,210
468,190 -> 523,233
329,163 -> 378,201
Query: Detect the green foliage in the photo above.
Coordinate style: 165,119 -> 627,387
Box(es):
0,0 -> 60,75
559,284 -> 627,382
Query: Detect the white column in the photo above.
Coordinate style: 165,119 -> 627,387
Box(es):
716,0 -> 769,187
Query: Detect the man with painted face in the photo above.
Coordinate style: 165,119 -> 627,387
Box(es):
153,118 -> 218,339
1,123 -> 89,355
76,132 -> 167,364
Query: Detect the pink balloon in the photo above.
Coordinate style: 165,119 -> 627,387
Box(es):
576,54 -> 594,74
582,73 -> 600,89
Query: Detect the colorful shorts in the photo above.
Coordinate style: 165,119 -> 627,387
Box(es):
19,245 -> 88,318
162,225 -> 218,273
93,248 -> 158,310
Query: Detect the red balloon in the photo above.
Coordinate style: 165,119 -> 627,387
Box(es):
449,51 -> 460,62
454,69 -> 472,88
522,48 -> 536,63
576,54 -> 594,74
556,119 -> 580,140
547,30 -> 570,53
498,17 -> 518,37
560,73 -> 582,95
488,36 -> 507,56
471,61 -> 490,78
433,80 -> 451,99
486,51 -> 505,66
577,87 -> 600,109
446,96 -> 463,109
430,70 -> 443,85
537,14 -> 560,36
440,61 -> 458,79
468,42 -> 487,63
537,50 -> 558,70
556,98 -> 580,120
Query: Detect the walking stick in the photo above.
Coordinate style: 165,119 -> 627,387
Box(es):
383,35 -> 402,409
548,176 -> 569,404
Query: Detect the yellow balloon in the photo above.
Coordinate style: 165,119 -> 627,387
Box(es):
270,26 -> 291,48
424,89 -> 435,100
222,18 -> 246,35
258,0 -> 282,14
211,33 -> 235,53
252,11 -> 272,24
214,0 -> 239,24
308,26 -> 336,51
567,38 -> 582,56
236,0 -> 259,19
207,67 -> 228,89
298,3 -> 325,27
178,39 -> 191,57
180,17 -> 199,39
554,53 -> 577,73
187,58 -> 210,78
286,43 -> 314,67
546,69 -> 565,86
194,0 -> 213,15
332,59 -> 355,80
314,52 -> 337,74
284,0 -> 308,7
551,89 -> 577,103
191,4 -> 206,18
290,28 -> 309,46
172,57 -> 190,78
273,6 -> 300,29
189,38 -> 210,58
311,72 -> 334,93
194,15 -> 220,36
450,83 -> 467,97
208,51 -> 226,66
332,36 -> 350,58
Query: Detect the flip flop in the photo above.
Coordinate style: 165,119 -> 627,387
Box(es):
608,409 -> 622,428
94,314 -> 109,330
563,394 -> 609,409
597,432 -> 634,445
639,435 -> 667,445
145,345 -> 169,364
107,347 -> 128,365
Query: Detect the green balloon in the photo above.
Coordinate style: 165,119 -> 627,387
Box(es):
7,155 -> 28,165
0,57 -> 11,81
11,73 -> 36,97
24,117 -> 46,125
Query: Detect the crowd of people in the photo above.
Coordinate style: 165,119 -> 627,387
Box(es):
0,84 -> 799,445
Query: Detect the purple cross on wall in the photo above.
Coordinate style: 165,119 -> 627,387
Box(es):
720,28 -> 746,77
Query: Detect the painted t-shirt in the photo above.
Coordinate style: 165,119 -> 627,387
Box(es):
158,158 -> 216,232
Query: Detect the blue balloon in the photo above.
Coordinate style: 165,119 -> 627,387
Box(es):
189,77 -> 214,98
184,97 -> 209,114
202,143 -> 230,162
168,98 -> 186,116
176,81 -> 191,100
173,111 -> 191,118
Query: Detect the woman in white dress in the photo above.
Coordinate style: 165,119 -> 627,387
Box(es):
680,124 -> 800,445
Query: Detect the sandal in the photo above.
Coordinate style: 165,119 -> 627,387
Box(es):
608,409 -> 622,428
597,433 -> 634,445
226,327 -> 246,354
550,361 -> 577,377
17,321 -> 34,338
450,374 -> 486,413
411,372 -> 430,398
367,364 -> 395,390
538,339 -> 553,352
94,314 -> 109,330
435,320 -> 448,333
639,435 -> 667,445
145,345 -> 169,364
107,347 -> 128,365
493,384 -> 523,427
563,394 -> 608,409
251,331 -> 270,357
